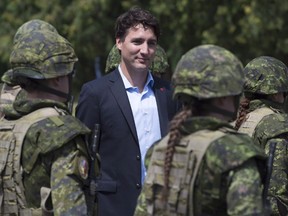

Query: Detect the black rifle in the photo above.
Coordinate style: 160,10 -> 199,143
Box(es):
87,123 -> 100,216
263,141 -> 277,214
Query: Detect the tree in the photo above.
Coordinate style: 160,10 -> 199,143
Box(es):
1,0 -> 288,95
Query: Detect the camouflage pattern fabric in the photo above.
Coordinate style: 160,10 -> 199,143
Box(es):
105,45 -> 121,73
10,30 -> 77,81
0,82 -> 22,119
2,69 -> 16,85
172,44 -> 244,99
105,44 -> 169,74
244,56 -> 288,95
246,99 -> 288,215
134,116 -> 267,216
13,19 -> 58,45
7,95 -> 92,215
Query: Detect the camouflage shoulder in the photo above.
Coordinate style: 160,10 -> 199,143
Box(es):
144,139 -> 161,169
254,113 -> 288,146
205,133 -> 266,173
28,114 -> 90,154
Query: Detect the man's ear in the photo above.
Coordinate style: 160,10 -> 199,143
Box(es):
116,38 -> 122,51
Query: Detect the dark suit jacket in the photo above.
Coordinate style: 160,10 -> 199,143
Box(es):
76,69 -> 178,216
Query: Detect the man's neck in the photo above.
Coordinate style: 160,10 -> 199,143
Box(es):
119,64 -> 149,93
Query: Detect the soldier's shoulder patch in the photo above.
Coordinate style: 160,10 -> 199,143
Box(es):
78,156 -> 89,180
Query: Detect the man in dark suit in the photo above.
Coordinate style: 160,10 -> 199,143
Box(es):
76,6 -> 178,216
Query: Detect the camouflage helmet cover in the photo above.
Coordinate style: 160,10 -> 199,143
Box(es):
172,44 -> 244,99
150,45 -> 169,74
104,44 -> 169,74
105,44 -> 121,73
10,30 -> 78,82
243,56 -> 288,95
13,19 -> 58,45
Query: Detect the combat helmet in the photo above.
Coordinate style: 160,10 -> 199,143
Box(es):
10,30 -> 77,82
2,19 -> 59,86
243,56 -> 288,95
105,44 -> 121,73
13,19 -> 58,45
150,45 -> 169,74
105,44 -> 169,74
172,44 -> 244,100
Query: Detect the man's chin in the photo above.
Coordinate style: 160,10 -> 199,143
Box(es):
134,65 -> 150,73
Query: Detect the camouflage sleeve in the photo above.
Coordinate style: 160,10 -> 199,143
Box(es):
265,138 -> 288,215
226,159 -> 264,216
50,141 -> 88,216
134,190 -> 148,216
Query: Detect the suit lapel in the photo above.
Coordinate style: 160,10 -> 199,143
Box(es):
109,70 -> 138,143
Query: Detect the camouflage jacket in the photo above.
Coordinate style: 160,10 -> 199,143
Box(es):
5,94 -> 91,216
0,83 -> 26,119
135,116 -> 267,216
246,99 -> 288,216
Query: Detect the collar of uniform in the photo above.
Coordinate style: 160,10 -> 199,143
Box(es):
180,116 -> 233,135
248,99 -> 283,113
13,96 -> 68,116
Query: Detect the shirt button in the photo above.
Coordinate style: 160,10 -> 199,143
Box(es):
136,183 -> 141,189
136,155 -> 141,160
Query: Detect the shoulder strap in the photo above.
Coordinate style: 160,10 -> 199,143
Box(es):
238,107 -> 275,137
184,129 -> 226,216
13,107 -> 61,172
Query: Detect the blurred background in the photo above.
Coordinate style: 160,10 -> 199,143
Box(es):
1,0 -> 288,99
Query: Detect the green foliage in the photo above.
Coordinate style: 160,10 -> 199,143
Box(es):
1,0 -> 288,95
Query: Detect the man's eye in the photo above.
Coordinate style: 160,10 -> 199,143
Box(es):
133,40 -> 142,45
148,41 -> 157,47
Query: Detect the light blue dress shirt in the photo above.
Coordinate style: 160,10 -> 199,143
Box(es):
118,66 -> 161,184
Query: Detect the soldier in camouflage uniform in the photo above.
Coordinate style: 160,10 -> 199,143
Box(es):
105,44 -> 171,80
235,56 -> 288,215
134,44 -> 267,216
0,20 -> 98,215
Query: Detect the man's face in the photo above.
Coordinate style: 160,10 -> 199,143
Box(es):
116,24 -> 157,73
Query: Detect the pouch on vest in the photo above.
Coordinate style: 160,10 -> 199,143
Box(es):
144,129 -> 226,216
0,107 -> 60,215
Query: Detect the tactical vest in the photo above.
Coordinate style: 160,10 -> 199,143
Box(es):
0,107 -> 61,216
143,128 -> 228,216
238,107 -> 275,137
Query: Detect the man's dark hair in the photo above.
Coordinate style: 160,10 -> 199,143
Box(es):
115,6 -> 160,41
